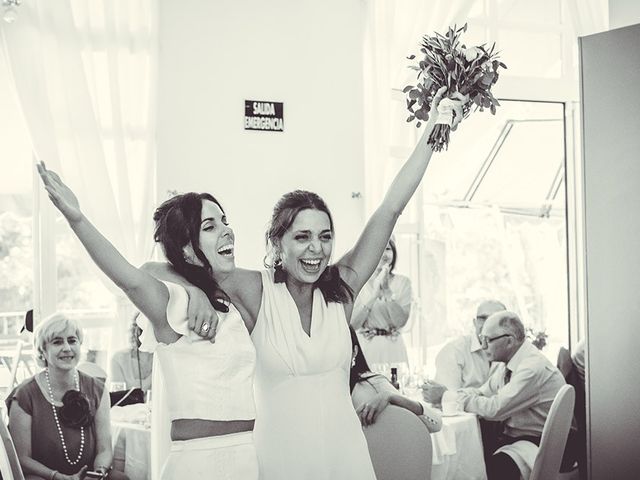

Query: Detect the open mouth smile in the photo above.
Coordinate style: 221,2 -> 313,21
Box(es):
300,258 -> 322,273
217,244 -> 234,257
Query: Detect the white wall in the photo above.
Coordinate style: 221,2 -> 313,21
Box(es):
580,23 -> 640,478
609,0 -> 640,29
157,0 -> 365,268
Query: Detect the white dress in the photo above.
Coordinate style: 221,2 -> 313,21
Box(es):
252,270 -> 376,480
355,274 -> 412,366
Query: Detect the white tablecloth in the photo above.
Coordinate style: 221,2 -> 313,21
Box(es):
109,405 -> 485,480
431,412 -> 487,480
111,405 -> 151,480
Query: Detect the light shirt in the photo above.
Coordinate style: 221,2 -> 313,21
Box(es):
354,274 -> 412,331
572,339 -> 585,382
434,333 -> 492,390
110,349 -> 153,391
455,340 -> 566,438
139,281 -> 256,422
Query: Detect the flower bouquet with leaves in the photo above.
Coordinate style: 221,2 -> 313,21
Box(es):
526,327 -> 548,350
404,24 -> 507,151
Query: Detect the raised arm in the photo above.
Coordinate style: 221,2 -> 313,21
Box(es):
338,88 -> 465,296
37,163 -> 178,344
142,261 -> 262,333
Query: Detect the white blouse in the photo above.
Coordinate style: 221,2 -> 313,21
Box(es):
139,280 -> 256,421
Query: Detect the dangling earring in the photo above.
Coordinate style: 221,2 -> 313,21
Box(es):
273,248 -> 283,269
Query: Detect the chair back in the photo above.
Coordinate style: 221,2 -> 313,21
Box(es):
530,384 -> 575,480
361,404 -> 432,480
0,419 -> 25,480
557,347 -> 573,379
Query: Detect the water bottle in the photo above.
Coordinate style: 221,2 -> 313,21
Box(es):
390,367 -> 400,390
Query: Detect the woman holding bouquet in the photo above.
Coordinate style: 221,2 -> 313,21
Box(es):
145,86 -> 467,479
8,314 -> 127,480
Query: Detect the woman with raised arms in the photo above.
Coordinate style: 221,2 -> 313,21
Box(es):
146,87 -> 466,478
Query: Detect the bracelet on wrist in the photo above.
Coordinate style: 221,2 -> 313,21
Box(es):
49,470 -> 58,480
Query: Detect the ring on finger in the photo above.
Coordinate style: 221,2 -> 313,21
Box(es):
201,323 -> 210,333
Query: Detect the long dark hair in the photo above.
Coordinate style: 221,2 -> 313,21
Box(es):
349,326 -> 378,393
387,236 -> 398,274
153,192 -> 229,312
265,190 -> 353,303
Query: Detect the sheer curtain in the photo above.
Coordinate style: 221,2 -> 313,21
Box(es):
362,1 -> 475,368
0,0 -> 158,349
566,0 -> 609,37
362,0 -> 475,216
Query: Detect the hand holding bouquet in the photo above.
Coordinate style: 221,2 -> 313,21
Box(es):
404,24 -> 506,152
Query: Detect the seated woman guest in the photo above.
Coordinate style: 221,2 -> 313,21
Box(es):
350,328 -> 442,433
8,313 -> 127,480
350,237 -> 412,369
110,312 -> 153,391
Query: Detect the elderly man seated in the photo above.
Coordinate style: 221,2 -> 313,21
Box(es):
433,300 -> 506,391
423,311 -> 565,480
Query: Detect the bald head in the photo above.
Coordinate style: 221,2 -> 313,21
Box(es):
484,311 -> 525,341
473,300 -> 507,337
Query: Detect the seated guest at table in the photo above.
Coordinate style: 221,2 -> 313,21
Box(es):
423,311 -> 565,480
571,338 -> 585,383
349,327 -> 442,433
433,299 -> 506,391
350,237 -> 412,369
78,349 -> 108,380
7,313 -> 128,480
110,312 -> 153,391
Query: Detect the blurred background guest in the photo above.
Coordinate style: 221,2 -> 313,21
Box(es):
571,339 -> 585,383
349,327 -> 441,433
425,311 -> 565,480
7,313 -> 127,480
77,349 -> 108,381
351,238 -> 412,369
434,300 -> 506,391
110,312 -> 153,391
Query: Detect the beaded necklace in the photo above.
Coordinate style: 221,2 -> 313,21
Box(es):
44,368 -> 85,466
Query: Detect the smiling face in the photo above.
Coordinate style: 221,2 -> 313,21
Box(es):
278,208 -> 333,286
42,325 -> 82,372
184,199 -> 236,276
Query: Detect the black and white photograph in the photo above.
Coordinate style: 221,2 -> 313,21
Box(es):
0,1 -> 638,479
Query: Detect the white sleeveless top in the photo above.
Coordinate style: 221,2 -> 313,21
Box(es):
139,280 -> 256,421
251,270 -> 376,479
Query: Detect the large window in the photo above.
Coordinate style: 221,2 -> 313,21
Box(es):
392,100 -> 569,369
376,0 -> 584,371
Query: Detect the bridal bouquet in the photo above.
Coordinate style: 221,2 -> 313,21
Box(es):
404,24 -> 506,151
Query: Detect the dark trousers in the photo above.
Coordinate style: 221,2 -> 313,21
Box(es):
480,420 -> 542,480
485,433 -> 541,480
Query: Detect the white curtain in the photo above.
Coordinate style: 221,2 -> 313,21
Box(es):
0,0 -> 158,350
362,0 -> 475,368
566,0 -> 609,37
362,0 -> 475,216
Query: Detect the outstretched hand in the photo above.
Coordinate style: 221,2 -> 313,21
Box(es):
37,162 -> 83,223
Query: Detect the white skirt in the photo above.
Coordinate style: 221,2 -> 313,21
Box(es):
161,431 -> 258,480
